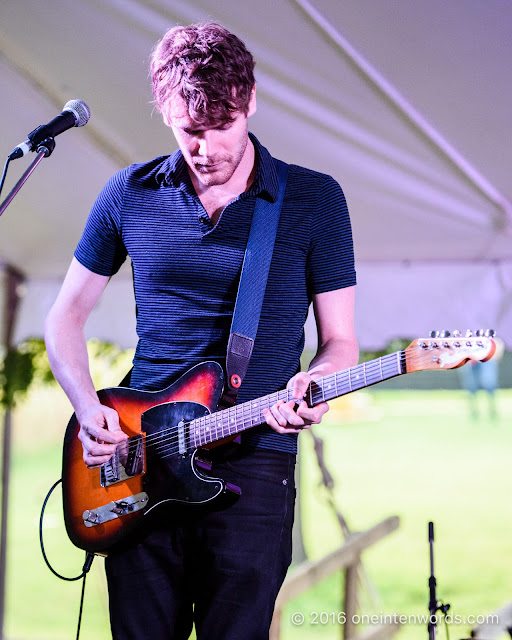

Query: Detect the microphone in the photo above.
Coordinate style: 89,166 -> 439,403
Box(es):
8,99 -> 91,160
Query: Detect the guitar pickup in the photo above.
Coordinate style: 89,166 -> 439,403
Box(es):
100,434 -> 145,487
82,492 -> 149,528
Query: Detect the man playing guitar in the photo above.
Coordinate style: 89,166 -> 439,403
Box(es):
45,22 -> 358,639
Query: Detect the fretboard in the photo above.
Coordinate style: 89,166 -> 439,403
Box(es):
188,351 -> 406,449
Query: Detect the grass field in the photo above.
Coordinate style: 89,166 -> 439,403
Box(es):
3,384 -> 512,640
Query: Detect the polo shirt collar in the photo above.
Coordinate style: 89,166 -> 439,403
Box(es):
155,133 -> 280,202
155,151 -> 191,192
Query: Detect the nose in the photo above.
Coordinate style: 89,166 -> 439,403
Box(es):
197,132 -> 211,157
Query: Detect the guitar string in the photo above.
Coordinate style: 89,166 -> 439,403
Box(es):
152,347 -> 480,459
109,345 -> 458,463
118,352 -> 406,455
152,356 -> 409,459
112,344 -> 477,462
108,339 -> 488,465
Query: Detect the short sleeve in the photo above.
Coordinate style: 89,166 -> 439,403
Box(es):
74,168 -> 129,276
306,176 -> 357,294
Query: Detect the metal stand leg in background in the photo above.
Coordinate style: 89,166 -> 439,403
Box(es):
428,522 -> 450,640
428,522 -> 437,640
0,265 -> 25,640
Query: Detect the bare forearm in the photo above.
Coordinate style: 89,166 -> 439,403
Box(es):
263,336 -> 358,434
264,287 -> 358,434
45,309 -> 99,418
308,336 -> 359,379
45,260 -> 125,467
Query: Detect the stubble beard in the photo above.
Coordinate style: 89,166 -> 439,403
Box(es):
192,129 -> 249,188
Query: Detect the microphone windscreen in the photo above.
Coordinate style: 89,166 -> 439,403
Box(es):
63,100 -> 91,127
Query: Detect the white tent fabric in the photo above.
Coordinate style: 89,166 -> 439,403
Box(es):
1,0 -> 511,350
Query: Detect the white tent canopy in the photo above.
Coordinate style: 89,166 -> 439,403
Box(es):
1,0 -> 511,350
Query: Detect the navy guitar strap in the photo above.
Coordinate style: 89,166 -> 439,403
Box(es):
223,159 -> 289,406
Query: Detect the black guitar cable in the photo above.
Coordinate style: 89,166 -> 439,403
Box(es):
39,478 -> 95,640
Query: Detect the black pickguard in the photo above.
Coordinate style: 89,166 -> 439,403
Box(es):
140,401 -> 240,512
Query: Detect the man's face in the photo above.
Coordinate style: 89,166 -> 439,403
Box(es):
166,89 -> 256,188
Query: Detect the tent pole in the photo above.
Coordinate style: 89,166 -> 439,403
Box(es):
292,0 -> 512,222
0,264 -> 25,640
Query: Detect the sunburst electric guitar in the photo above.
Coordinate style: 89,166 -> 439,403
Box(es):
62,331 -> 495,554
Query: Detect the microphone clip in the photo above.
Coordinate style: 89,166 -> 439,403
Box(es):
35,137 -> 56,158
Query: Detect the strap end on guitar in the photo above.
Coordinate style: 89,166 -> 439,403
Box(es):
222,332 -> 254,406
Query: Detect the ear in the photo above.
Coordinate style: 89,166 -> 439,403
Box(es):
247,85 -> 257,117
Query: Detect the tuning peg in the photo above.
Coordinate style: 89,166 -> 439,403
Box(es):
440,330 -> 451,338
465,330 -> 473,337
429,330 -> 440,338
452,330 -> 461,337
485,329 -> 496,337
475,329 -> 485,337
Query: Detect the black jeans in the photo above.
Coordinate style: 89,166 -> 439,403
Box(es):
105,444 -> 296,639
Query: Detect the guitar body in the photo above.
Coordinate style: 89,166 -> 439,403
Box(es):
62,361 -> 229,554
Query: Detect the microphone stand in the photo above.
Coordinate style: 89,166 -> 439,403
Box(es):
428,521 -> 450,640
428,522 -> 438,640
0,136 -> 55,639
0,137 -> 55,218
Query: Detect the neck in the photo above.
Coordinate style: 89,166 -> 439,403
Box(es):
188,351 -> 406,449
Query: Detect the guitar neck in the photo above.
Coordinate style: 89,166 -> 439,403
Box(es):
189,350 -> 406,448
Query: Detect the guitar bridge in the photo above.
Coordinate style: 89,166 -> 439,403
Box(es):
82,492 -> 149,528
100,434 -> 145,487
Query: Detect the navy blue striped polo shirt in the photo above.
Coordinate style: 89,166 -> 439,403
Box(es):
75,134 -> 356,454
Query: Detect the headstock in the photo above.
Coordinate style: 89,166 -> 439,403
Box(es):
404,330 -> 496,373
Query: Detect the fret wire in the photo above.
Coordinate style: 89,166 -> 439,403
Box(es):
310,355 -> 405,404
249,399 -> 254,428
225,406 -> 231,436
255,397 -> 261,426
189,353 -> 415,451
254,398 -> 263,426
192,418 -> 198,447
234,403 -> 239,434
204,415 -> 208,445
244,399 -> 251,429
228,407 -> 232,434
195,417 -> 200,446
207,414 -> 214,442
221,409 -> 227,437
250,399 -> 257,427
206,414 -> 213,443
329,374 -> 337,400
201,415 -> 207,446
203,354 -> 405,446
221,406 -> 227,438
248,399 -> 254,427
322,374 -> 331,401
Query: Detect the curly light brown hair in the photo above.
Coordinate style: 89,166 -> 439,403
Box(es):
150,23 -> 255,127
